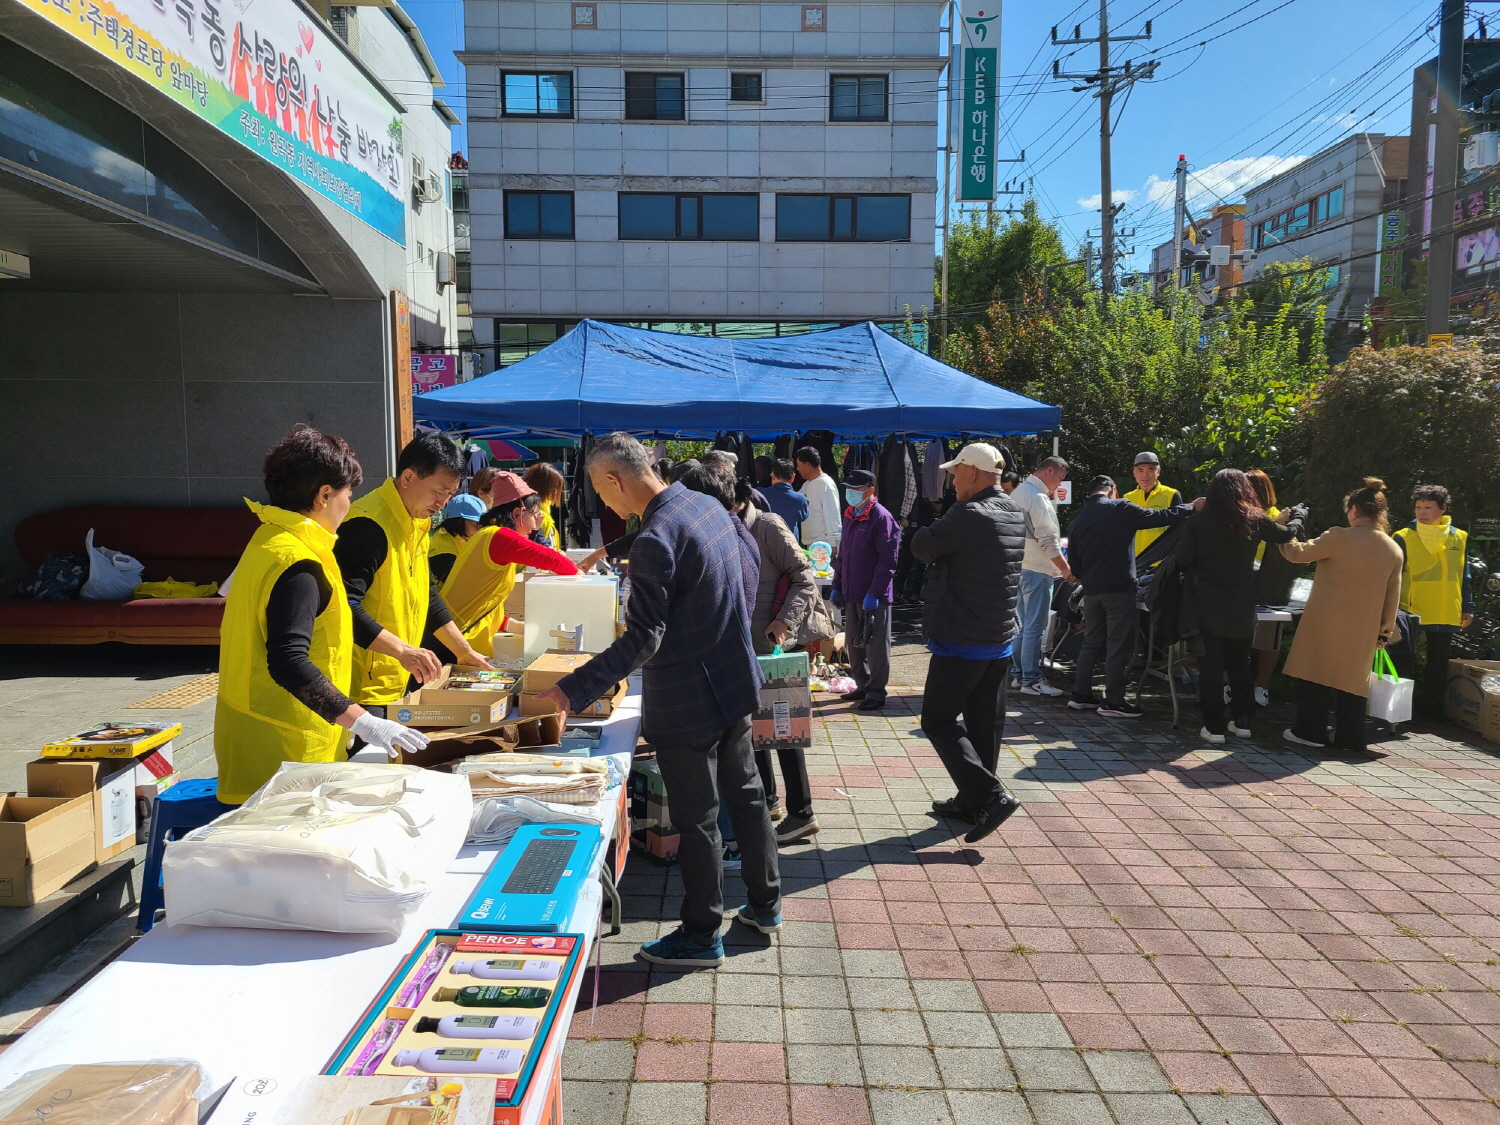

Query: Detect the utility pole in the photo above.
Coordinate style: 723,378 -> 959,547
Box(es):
1171,153 -> 1188,293
1424,0 -> 1465,342
1053,1 -> 1156,296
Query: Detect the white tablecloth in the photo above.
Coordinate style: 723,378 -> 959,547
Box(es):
0,680 -> 643,1125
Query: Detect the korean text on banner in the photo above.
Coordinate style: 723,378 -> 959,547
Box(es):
18,0 -> 408,245
959,48 -> 996,202
412,355 -> 458,395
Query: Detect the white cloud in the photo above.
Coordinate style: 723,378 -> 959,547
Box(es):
1076,188 -> 1138,210
1133,154 -> 1310,214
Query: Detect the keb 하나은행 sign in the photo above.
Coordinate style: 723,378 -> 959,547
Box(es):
19,0 -> 408,244
959,47 -> 996,202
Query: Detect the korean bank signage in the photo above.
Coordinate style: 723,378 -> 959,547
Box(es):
958,2 -> 998,202
18,0 -> 407,244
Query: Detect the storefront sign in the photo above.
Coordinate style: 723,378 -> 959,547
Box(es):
19,0 -> 407,244
958,48 -> 996,202
1457,226 -> 1500,277
412,354 -> 457,394
1378,211 -> 1403,294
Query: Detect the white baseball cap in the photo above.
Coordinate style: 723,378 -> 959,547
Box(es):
938,442 -> 1005,474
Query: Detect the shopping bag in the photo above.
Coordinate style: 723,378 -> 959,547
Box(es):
1368,648 -> 1414,724
80,528 -> 144,600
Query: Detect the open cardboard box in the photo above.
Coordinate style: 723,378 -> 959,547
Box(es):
408,710 -> 568,764
519,680 -> 627,719
0,793 -> 96,907
26,759 -> 137,864
1447,659 -> 1500,742
390,666 -> 514,729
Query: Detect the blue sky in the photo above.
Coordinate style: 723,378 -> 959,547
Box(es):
404,0 -> 1441,270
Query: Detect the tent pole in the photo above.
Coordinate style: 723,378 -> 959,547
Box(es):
939,0 -> 956,360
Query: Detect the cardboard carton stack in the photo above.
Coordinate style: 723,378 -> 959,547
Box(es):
628,755 -> 677,864
1446,659 -> 1500,742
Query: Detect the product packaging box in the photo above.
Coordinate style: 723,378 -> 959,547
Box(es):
518,680 -> 626,719
753,651 -> 812,751
391,669 -> 512,730
0,793 -> 96,906
455,824 -> 603,932
628,756 -> 677,864
210,1075 -> 498,1125
1446,659 -> 1500,742
26,758 -> 136,864
503,576 -> 526,620
323,929 -> 583,1121
520,652 -> 595,695
41,721 -> 181,760
421,713 -> 567,762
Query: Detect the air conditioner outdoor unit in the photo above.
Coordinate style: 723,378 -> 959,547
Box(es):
415,173 -> 443,204
436,251 -> 455,287
1465,132 -> 1500,171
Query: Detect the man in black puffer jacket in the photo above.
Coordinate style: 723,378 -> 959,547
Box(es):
911,443 -> 1027,844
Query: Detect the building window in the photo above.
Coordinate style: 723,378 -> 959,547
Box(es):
505,191 -> 574,239
730,72 -> 763,102
496,321 -> 576,367
626,72 -> 685,120
619,193 -> 759,240
830,75 -> 887,121
1323,264 -> 1341,288
775,194 -> 910,241
1315,185 -> 1344,223
1256,183 -> 1346,249
502,72 -> 573,118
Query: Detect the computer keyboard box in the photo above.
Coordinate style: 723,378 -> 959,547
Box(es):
455,824 -> 605,933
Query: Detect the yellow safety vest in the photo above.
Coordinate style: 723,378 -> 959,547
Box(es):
1124,484 -> 1179,557
1395,518 -> 1468,627
537,506 -> 559,549
346,478 -> 432,705
214,501 -> 352,804
429,526 -> 465,566
1255,506 -> 1280,563
439,527 -> 515,658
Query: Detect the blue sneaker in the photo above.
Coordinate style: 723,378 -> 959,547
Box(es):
733,904 -> 783,935
638,927 -> 725,969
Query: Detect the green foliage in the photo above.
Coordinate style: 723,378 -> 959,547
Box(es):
1239,257 -> 1334,319
946,285 -> 1326,491
1298,340 -> 1500,529
938,199 -> 1082,312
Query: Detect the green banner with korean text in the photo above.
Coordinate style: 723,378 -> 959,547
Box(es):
959,47 -> 996,202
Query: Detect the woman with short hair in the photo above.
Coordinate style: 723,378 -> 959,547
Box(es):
1393,483 -> 1475,707
215,426 -> 428,803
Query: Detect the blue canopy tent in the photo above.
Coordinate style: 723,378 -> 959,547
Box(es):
413,320 -> 1059,439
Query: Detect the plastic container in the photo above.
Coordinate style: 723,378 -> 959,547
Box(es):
390,1047 -> 525,1075
412,1014 -> 540,1039
521,575 -> 619,660
450,958 -> 561,981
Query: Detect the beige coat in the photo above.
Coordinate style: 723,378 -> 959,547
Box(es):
1279,522 -> 1403,697
742,505 -> 819,655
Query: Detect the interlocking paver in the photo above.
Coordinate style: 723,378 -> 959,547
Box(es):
564,684 -> 1500,1124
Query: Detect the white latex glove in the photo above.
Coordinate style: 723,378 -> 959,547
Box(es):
351,712 -> 431,760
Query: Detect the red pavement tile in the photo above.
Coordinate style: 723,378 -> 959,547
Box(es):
642,1004 -> 714,1041
1383,1058 -> 1485,1100
829,899 -> 890,923
1155,1050 -> 1252,1094
1041,981 -> 1120,1014
569,1002 -> 643,1039
965,951 -> 1036,980
1131,1014 -> 1218,1052
1335,1098 -> 1444,1125
1088,954 -> 1165,983
1342,1020 -> 1440,1060
1302,1054 -> 1409,1099
1262,1019 -> 1361,1058
1109,982 -> 1191,1015
826,878 -> 884,900
1240,986 -> 1328,1020
789,1084 -> 872,1125
1072,927 -> 1138,955
1062,1012 -> 1146,1050
781,898 -> 833,923
711,1042 -> 786,1083
835,923 -> 899,949
1171,984 -> 1259,1017
1234,1053 -> 1332,1096
879,880 -> 939,901
891,923 -> 959,950
903,950 -> 973,979
977,979 -> 1052,1012
710,1084 -> 789,1125
635,1040 -> 711,1082
1202,1016 -> 1292,1054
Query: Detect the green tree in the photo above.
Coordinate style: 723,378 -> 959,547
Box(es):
938,199 -> 1081,313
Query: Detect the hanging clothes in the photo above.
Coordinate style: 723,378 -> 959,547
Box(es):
773,434 -> 800,461
565,435 -> 594,549
874,435 -> 917,524
466,445 -> 488,477
736,433 -> 755,481
797,430 -> 838,483
921,439 -> 947,502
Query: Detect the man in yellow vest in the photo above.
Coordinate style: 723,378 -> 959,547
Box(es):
333,432 -> 491,716
1124,452 -> 1183,560
1394,483 -> 1474,710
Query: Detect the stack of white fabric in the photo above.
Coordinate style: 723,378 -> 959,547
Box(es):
467,794 -> 606,846
454,754 -> 609,806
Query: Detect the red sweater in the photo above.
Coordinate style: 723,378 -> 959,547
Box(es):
487,527 -> 579,575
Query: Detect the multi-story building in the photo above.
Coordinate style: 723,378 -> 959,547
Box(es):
1149,204 -> 1247,299
460,0 -> 943,369
450,151 -> 474,366
1242,133 -> 1408,321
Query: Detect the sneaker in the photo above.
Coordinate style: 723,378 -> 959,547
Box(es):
931,797 -> 978,823
839,689 -> 868,702
1021,681 -> 1066,697
1200,726 -> 1226,746
775,813 -> 820,844
857,696 -> 886,711
1227,722 -> 1252,738
639,927 -> 725,969
963,791 -> 1021,844
1067,696 -> 1102,711
722,844 -> 742,870
1254,687 -> 1270,708
1282,728 -> 1327,748
1098,703 -> 1145,719
733,904 -> 783,934
1009,675 -> 1022,691
766,795 -> 786,822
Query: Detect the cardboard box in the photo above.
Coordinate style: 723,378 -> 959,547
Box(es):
1446,659 -> 1500,741
753,651 -> 812,751
630,826 -> 679,865
504,575 -> 526,619
41,721 -> 181,759
518,679 -> 626,719
390,668 -> 513,728
414,712 -> 567,764
0,794 -> 96,906
26,759 -> 136,864
521,651 -> 595,695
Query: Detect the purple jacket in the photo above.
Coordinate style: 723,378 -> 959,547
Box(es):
833,500 -> 900,603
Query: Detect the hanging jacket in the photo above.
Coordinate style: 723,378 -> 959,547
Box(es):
342,479 -> 432,705
773,433 -> 800,461
215,501 -> 352,803
1394,517 -> 1473,631
566,435 -> 593,547
800,430 -> 838,484
874,435 -> 915,524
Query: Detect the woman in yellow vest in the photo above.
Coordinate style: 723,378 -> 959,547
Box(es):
429,493 -> 486,584
523,462 -> 566,549
215,427 -> 431,804
430,472 -> 579,663
1394,484 -> 1474,707
1124,452 -> 1183,559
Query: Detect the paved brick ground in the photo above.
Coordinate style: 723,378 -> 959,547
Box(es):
564,685 -> 1500,1125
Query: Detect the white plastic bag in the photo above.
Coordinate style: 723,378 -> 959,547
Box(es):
162,762 -> 469,937
1368,649 -> 1414,724
80,528 -> 144,600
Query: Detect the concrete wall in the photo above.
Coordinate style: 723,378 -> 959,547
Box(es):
0,291 -> 387,583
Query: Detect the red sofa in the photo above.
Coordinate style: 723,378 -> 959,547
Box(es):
0,505 -> 258,644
